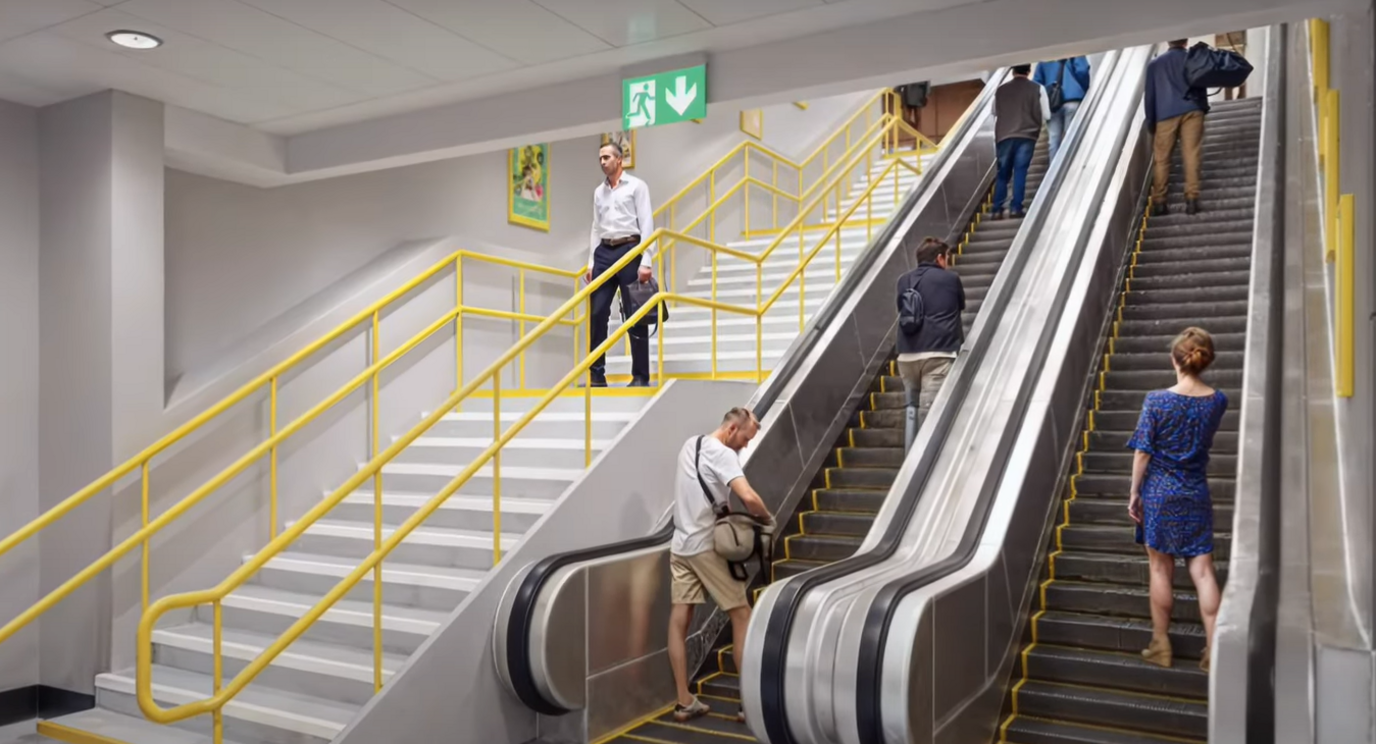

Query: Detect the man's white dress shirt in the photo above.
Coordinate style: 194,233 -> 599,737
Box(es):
589,173 -> 655,270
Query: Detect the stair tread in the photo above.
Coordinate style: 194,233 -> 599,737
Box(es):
98,664 -> 357,731
153,621 -> 409,675
1005,715 -> 1205,744
44,709 -> 248,744
297,518 -> 523,546
263,550 -> 488,588
224,584 -> 447,631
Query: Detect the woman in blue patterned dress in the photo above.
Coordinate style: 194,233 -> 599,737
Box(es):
1127,327 -> 1227,672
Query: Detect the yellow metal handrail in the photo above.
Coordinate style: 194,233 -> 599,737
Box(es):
0,249 -> 581,648
134,111 -> 942,737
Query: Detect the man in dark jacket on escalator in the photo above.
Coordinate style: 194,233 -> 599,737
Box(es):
895,237 -> 965,451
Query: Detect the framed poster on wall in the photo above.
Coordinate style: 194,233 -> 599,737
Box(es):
509,143 -> 550,231
600,130 -> 636,169
740,109 -> 763,140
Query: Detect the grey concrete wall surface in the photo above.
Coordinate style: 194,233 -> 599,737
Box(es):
332,380 -> 756,744
163,91 -> 872,389
0,98 -> 40,695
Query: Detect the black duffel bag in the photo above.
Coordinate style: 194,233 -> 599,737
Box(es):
1184,42 -> 1253,90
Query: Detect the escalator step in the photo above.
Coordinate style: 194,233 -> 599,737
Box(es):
1055,524 -> 1232,559
837,446 -> 904,468
1130,258 -> 1249,277
1051,550 -> 1230,588
1042,581 -> 1202,623
1102,368 -> 1243,389
784,534 -> 865,562
1110,332 -> 1246,354
1072,474 -> 1235,500
1104,349 -> 1243,371
1022,645 -> 1208,697
647,712 -> 751,740
1065,493 -> 1234,527
860,409 -> 903,429
800,511 -> 877,537
1123,270 -> 1250,291
1031,611 -> 1208,661
1132,245 -> 1250,265
825,467 -> 898,489
812,488 -> 889,513
1012,681 -> 1207,739
1138,233 -> 1253,251
1002,715 -> 1204,744
1089,408 -> 1239,432
1084,429 -> 1237,452
1097,387 -> 1241,411
697,672 -> 740,701
772,558 -> 826,581
1139,219 -> 1253,239
867,392 -> 906,410
1080,450 -> 1236,476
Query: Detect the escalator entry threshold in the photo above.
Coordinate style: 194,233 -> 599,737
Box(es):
996,96 -> 1260,744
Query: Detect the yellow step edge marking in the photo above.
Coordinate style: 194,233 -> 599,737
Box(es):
1099,371 -> 1107,392
1069,474 -> 1078,499
849,429 -> 856,447
1087,410 -> 1095,431
997,712 -> 1018,742
1020,642 -> 1036,677
698,692 -> 742,705
1063,498 -> 1072,523
811,489 -> 821,511
797,512 -> 809,535
1095,390 -> 1102,410
695,670 -> 725,695
1039,577 -> 1054,609
1054,524 -> 1066,551
590,704 -> 677,744
1029,609 -> 1046,643
824,469 -> 833,489
35,723 -> 135,744
836,447 -> 845,469
1082,430 -> 1090,451
1103,353 -> 1112,372
1009,677 -> 1028,716
1075,452 -> 1084,475
859,413 -> 867,430
1112,320 -> 1120,339
783,534 -> 796,559
1046,550 -> 1061,580
648,721 -> 756,742
869,392 -> 877,410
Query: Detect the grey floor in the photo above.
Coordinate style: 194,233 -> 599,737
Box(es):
0,720 -> 44,743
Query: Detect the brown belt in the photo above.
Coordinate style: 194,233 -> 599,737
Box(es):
603,234 -> 640,247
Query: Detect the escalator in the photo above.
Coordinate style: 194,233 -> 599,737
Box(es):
996,97 -> 1261,744
595,151 -> 1047,742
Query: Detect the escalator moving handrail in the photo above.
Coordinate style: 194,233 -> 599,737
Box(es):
850,50 -> 1149,744
753,55 -> 1123,744
503,86 -> 977,715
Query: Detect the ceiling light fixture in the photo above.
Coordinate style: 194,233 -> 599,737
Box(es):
106,30 -> 163,50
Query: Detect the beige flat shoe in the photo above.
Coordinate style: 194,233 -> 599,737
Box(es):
1141,636 -> 1173,668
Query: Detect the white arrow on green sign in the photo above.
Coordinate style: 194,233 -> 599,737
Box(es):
622,64 -> 707,130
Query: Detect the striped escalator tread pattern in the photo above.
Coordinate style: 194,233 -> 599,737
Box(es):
996,97 -> 1261,744
599,140 -> 1044,744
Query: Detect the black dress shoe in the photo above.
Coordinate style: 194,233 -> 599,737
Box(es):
1152,201 -> 1169,217
1185,198 -> 1200,215
627,377 -> 653,388
579,376 -> 607,388
1010,210 -> 1025,219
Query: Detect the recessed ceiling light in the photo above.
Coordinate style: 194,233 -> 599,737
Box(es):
106,30 -> 163,50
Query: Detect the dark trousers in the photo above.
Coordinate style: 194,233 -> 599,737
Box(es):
993,137 -> 1037,214
589,241 -> 650,381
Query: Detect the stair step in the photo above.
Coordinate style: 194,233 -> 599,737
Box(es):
1073,474 -> 1235,500
1042,581 -> 1202,623
1012,680 -> 1206,740
783,534 -> 864,562
1031,611 -> 1208,661
42,709 -> 247,744
1056,524 -> 1231,559
1051,550 -> 1230,589
1002,714 -> 1204,744
256,550 -> 486,611
1065,494 -> 1234,528
218,585 -> 442,655
1022,644 -> 1208,697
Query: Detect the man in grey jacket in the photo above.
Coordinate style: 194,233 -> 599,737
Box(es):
992,64 -> 1051,219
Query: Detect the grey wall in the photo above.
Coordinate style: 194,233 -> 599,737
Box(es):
0,99 -> 39,695
163,92 -> 872,389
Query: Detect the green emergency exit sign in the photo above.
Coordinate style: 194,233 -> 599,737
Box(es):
622,64 -> 707,130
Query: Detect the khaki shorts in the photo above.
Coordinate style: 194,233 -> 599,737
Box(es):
670,551 -> 748,611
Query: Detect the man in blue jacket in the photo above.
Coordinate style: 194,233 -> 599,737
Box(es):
1033,56 -> 1091,160
1145,40 -> 1208,215
894,237 -> 965,451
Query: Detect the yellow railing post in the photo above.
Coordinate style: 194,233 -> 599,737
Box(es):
455,257 -> 464,397
1325,89 -> 1340,262
269,377 -> 278,539
1337,193 -> 1355,397
492,375 -> 503,564
1312,19 -> 1329,103
745,151 -> 752,235
583,372 -> 592,467
212,599 -> 223,744
772,160 -> 779,231
711,253 -> 719,378
370,311 -> 383,693
141,462 -> 150,613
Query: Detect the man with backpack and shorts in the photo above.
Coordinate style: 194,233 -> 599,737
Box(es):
668,407 -> 771,723
895,237 -> 966,451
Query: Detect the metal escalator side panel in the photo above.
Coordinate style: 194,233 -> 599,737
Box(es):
1210,24 -> 1284,744
750,49 -> 1131,744
838,46 -> 1157,744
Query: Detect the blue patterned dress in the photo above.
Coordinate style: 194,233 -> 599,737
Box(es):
1126,389 -> 1229,557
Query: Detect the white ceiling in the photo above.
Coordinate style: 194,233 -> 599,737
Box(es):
0,0 -> 949,135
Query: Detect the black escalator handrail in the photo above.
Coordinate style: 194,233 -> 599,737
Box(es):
851,51 -> 1149,744
504,88 -> 971,715
754,54 -> 1126,744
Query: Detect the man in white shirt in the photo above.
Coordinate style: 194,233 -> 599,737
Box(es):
668,407 -> 771,723
586,142 -> 655,387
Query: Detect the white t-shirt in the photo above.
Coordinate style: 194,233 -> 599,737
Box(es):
672,435 -> 745,556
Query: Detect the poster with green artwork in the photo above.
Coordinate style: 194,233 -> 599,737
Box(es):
508,143 -> 550,231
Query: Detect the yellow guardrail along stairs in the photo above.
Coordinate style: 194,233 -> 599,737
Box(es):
5,90 -> 954,744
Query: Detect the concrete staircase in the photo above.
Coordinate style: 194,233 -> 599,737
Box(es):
607,152 -> 934,378
46,150 -> 933,744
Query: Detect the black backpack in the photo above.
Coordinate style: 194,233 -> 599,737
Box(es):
1184,42 -> 1253,90
898,274 -> 926,336
1046,60 -> 1068,113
